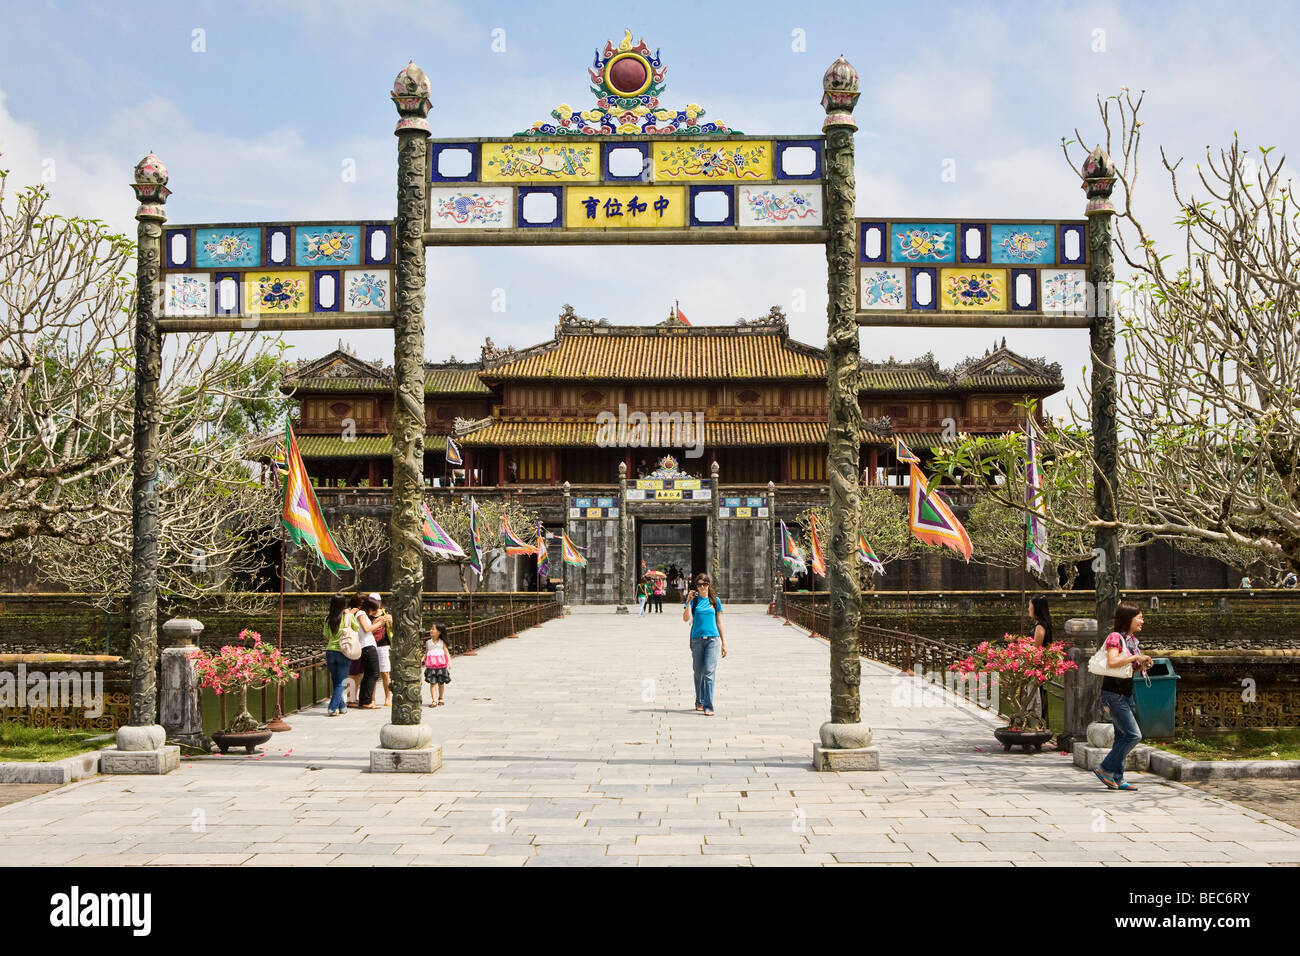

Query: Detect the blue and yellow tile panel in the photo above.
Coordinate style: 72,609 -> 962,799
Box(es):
569,496 -> 619,520
856,220 -> 1088,315
426,137 -> 823,231
159,222 -> 394,318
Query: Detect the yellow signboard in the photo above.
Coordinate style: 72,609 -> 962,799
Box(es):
653,141 -> 773,182
481,142 -> 599,183
244,271 -> 311,314
735,507 -> 753,518
586,507 -> 602,518
938,268 -> 1008,312
565,186 -> 687,228
654,489 -> 682,500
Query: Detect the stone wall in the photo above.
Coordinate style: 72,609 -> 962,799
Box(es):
564,520 -> 619,604
716,519 -> 773,604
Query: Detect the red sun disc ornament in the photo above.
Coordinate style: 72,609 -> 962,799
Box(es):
606,53 -> 651,97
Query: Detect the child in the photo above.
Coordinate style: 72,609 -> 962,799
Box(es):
424,622 -> 452,707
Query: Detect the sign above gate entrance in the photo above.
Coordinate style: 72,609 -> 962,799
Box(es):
423,30 -> 825,242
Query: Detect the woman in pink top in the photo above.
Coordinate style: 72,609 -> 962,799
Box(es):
1095,602 -> 1154,791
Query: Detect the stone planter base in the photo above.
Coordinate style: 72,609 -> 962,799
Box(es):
1073,742 -> 1153,772
812,743 -> 881,771
100,745 -> 180,775
370,746 -> 442,773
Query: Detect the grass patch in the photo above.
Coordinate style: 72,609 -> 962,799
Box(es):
1155,729 -> 1300,761
0,722 -> 105,762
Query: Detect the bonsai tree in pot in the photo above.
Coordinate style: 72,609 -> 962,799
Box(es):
949,634 -> 1076,750
189,629 -> 297,748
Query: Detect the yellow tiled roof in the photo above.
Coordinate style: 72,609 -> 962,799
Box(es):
294,434 -> 447,458
459,420 -> 887,447
425,368 -> 490,394
481,331 -> 827,381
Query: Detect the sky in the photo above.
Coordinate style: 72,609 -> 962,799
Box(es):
0,0 -> 1294,418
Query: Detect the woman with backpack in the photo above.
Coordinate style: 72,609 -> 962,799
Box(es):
682,573 -> 727,716
1093,601 -> 1154,791
323,593 -> 354,717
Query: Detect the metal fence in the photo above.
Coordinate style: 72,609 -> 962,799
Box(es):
782,595 -> 1066,730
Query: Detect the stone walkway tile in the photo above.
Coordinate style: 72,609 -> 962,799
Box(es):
146,853 -> 252,865
68,854 -> 162,866
244,853 -> 341,865
322,842 -> 400,855
747,853 -> 834,866
0,607 -> 1293,866
831,851 -> 933,864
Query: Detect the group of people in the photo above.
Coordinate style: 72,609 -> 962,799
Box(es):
322,592 -> 453,714
637,573 -> 666,615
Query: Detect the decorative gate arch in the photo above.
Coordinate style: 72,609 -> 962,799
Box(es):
122,30 -> 1117,772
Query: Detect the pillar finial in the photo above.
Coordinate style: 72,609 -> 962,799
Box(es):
821,55 -> 860,132
392,60 -> 432,135
131,152 -> 170,220
1082,145 -> 1117,214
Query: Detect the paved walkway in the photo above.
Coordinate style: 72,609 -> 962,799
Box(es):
2,606 -> 1298,866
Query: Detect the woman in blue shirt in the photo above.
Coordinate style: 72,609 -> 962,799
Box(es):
682,574 -> 727,715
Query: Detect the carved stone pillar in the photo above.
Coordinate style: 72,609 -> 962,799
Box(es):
374,61 -> 438,772
128,154 -> 166,728
104,153 -> 179,774
815,56 -> 879,771
768,481 -> 779,610
616,462 -> 629,612
1085,147 -> 1119,660
709,461 -> 721,590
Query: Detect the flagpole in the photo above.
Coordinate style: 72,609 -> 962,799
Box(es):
1020,408 -> 1029,639
267,504 -> 290,732
506,497 -> 518,639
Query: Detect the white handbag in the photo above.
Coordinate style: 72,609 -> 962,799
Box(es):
338,612 -> 362,661
1087,638 -> 1132,679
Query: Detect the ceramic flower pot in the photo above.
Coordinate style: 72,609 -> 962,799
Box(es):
211,729 -> 273,754
993,727 -> 1055,753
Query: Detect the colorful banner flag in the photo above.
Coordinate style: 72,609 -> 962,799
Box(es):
420,501 -> 465,560
908,464 -> 972,561
809,513 -> 827,578
895,436 -> 920,464
446,437 -> 463,467
536,522 -> 550,580
502,513 -> 537,556
281,418 -> 352,573
857,532 -> 885,576
1026,416 -> 1048,575
467,496 -> 487,578
270,440 -> 287,475
779,520 -> 807,574
675,301 -> 691,326
561,530 -> 587,567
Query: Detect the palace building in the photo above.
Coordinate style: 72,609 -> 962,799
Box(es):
282,306 -> 1064,601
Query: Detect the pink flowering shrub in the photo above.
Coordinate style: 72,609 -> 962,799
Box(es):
948,633 -> 1077,732
189,629 -> 299,733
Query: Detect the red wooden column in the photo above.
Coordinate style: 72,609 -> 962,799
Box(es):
368,458 -> 380,487
867,447 -> 879,485
550,449 -> 559,486
781,448 -> 791,484
497,448 -> 507,486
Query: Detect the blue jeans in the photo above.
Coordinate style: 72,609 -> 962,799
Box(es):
691,636 -> 721,711
1100,690 -> 1142,779
325,650 -> 350,713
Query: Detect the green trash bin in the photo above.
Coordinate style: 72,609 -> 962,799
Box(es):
1132,657 -> 1180,739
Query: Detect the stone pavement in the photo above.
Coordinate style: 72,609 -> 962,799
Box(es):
1,605 -> 1298,866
